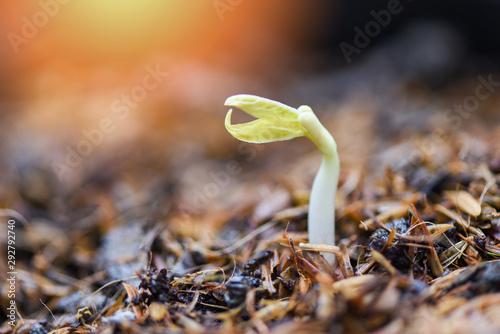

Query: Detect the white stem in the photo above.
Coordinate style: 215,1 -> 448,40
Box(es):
298,106 -> 339,265
308,154 -> 339,265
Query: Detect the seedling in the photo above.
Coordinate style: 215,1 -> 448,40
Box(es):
224,94 -> 340,264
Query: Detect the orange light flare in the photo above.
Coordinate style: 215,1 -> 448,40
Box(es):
0,1 -> 317,147
7,1 -> 218,65
2,1 -> 315,71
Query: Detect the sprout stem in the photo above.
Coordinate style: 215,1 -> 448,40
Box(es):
298,106 -> 339,265
308,154 -> 339,264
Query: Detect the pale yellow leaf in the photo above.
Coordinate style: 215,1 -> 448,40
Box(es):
224,96 -> 307,143
225,94 -> 299,121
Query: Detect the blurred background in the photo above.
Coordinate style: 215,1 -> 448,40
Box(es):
1,0 -> 500,218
